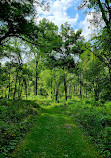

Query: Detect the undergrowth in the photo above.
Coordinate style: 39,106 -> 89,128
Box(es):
0,98 -> 40,158
0,96 -> 111,158
66,98 -> 111,158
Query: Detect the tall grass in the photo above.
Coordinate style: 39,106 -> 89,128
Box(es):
66,98 -> 111,158
0,98 -> 40,158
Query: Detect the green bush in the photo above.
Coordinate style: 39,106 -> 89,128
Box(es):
0,99 -> 40,158
67,99 -> 111,158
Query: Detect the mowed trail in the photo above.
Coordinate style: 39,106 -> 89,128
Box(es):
11,104 -> 98,158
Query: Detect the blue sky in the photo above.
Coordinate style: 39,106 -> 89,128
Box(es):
34,0 -> 99,40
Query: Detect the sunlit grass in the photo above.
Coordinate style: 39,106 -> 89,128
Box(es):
11,100 -> 98,158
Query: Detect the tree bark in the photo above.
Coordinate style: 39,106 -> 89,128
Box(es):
51,71 -> 53,99
55,86 -> 59,102
23,79 -> 27,99
55,81 -> 61,102
35,60 -> 38,95
8,72 -> 11,99
0,31 -> 11,44
80,81 -> 82,98
94,87 -> 99,101
97,0 -> 110,31
25,81 -> 27,99
13,71 -> 18,100
18,78 -> 22,98
109,67 -> 111,98
64,75 -> 67,100
109,67 -> 111,82
79,70 -> 82,98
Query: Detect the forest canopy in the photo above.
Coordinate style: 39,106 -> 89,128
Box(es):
0,0 -> 111,101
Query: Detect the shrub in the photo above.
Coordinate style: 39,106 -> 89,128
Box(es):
66,98 -> 111,158
0,98 -> 40,158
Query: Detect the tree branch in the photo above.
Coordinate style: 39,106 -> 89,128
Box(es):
0,31 -> 11,45
85,44 -> 110,68
105,0 -> 111,21
11,34 -> 39,46
97,0 -> 110,31
0,34 -> 41,47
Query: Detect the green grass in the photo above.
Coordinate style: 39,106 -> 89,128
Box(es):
1,97 -> 110,158
0,98 -> 40,158
65,98 -> 111,158
11,102 -> 98,158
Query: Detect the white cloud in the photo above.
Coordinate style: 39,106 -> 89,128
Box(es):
34,1 -> 105,41
79,10 -> 105,40
34,0 -> 79,28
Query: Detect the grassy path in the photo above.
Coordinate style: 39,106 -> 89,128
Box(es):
11,103 -> 98,158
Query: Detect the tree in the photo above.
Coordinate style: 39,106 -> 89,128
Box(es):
0,0 -> 48,46
79,44 -> 111,101
0,63 -> 8,98
59,23 -> 83,100
83,34 -> 111,100
78,0 -> 111,100
92,29 -> 111,81
43,22 -> 84,100
78,0 -> 111,31
38,18 -> 62,54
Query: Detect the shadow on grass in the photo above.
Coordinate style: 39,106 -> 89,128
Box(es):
0,98 -> 40,108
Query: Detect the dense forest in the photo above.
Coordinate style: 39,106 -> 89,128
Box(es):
0,0 -> 111,158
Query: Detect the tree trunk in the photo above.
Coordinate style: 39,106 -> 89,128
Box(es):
80,82 -> 82,98
25,81 -> 27,99
55,83 -> 60,102
94,88 -> 99,101
35,60 -> 38,95
8,72 -> 11,99
79,72 -> 82,98
64,75 -> 67,100
13,71 -> 18,100
23,79 -> 27,99
109,67 -> 111,82
55,87 -> 59,102
51,70 -> 53,99
0,31 -> 11,45
97,0 -> 110,31
21,82 -> 23,97
18,78 -> 22,98
109,67 -> 111,98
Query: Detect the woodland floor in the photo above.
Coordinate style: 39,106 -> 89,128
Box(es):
11,103 -> 99,158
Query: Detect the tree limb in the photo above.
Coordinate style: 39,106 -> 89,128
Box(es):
97,0 -> 110,31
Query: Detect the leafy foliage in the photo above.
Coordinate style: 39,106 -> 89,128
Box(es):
66,98 -> 111,158
0,98 -> 40,158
